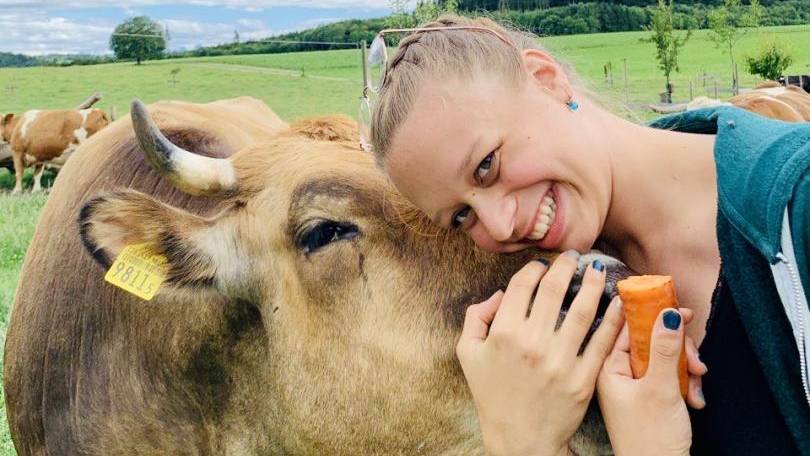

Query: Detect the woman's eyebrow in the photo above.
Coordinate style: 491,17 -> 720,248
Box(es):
456,137 -> 481,177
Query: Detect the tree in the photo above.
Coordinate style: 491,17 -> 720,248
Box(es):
642,0 -> 691,103
708,0 -> 760,94
746,35 -> 793,81
386,0 -> 415,28
109,16 -> 166,65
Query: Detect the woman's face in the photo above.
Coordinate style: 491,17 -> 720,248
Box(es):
384,67 -> 613,254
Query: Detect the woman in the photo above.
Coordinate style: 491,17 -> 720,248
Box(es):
364,15 -> 810,456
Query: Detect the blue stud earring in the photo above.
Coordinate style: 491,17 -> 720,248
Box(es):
566,97 -> 579,111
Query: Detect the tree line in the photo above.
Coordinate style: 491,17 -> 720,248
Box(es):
0,0 -> 807,67
447,0 -> 791,9
181,0 -> 808,58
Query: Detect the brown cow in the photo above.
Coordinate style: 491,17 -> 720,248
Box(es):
685,83 -> 810,122
4,98 -> 623,455
1,108 -> 110,193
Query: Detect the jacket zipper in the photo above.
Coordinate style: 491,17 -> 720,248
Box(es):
776,252 -> 810,408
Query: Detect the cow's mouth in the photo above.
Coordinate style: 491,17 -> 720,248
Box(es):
560,252 -> 634,345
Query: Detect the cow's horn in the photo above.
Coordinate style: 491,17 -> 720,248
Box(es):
130,99 -> 237,196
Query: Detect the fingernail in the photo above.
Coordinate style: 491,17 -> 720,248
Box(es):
591,259 -> 605,272
535,258 -> 550,266
663,309 -> 681,330
563,249 -> 580,259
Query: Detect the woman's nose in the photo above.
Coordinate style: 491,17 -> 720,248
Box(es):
474,196 -> 517,242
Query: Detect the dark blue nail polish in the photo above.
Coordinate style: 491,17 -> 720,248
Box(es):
663,310 -> 681,330
592,259 -> 605,272
535,258 -> 550,266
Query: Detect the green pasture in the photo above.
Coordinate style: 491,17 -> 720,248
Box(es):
0,194 -> 46,454
0,25 -> 808,121
0,23 -> 809,454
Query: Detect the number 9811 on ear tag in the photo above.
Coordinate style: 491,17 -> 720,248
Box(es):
105,243 -> 169,301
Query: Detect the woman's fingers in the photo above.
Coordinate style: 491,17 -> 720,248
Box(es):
686,373 -> 706,409
457,291 -> 505,360
559,260 -> 607,352
644,308 -> 685,394
528,250 -> 579,331
460,290 -> 504,342
584,297 -> 627,377
685,335 -> 708,376
490,261 -> 547,332
684,335 -> 707,409
680,308 -> 694,324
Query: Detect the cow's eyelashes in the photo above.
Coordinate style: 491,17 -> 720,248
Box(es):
296,220 -> 360,255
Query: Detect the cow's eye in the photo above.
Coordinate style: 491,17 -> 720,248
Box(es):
297,221 -> 359,254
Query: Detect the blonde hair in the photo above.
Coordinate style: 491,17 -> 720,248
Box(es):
369,14 -> 581,166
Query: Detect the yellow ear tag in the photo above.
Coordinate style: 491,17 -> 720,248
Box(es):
104,243 -> 169,301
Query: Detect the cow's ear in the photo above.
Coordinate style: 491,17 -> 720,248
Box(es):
288,115 -> 358,143
79,190 -> 245,292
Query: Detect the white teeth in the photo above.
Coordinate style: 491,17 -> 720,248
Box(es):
528,191 -> 557,241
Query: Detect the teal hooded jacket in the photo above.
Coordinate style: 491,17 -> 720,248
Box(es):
650,106 -> 810,453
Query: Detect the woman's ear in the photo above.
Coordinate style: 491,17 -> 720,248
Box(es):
520,49 -> 572,105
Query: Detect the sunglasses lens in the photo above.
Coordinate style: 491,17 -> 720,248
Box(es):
368,35 -> 386,66
367,36 -> 386,91
358,97 -> 374,152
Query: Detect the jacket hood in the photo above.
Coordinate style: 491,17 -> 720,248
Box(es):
649,106 -> 810,262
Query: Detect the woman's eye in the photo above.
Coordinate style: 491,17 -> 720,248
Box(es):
451,206 -> 471,229
475,152 -> 494,182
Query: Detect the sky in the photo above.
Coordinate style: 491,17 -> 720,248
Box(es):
0,1 -> 403,56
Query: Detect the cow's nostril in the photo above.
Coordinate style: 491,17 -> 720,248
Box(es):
562,251 -> 635,332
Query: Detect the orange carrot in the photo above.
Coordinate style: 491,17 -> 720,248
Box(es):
617,275 -> 688,398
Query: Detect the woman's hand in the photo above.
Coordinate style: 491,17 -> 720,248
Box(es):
596,308 -> 708,456
456,251 -> 625,456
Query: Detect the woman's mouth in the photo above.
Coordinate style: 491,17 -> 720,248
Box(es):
527,189 -> 557,241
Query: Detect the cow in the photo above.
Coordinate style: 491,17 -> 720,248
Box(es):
4,97 -> 625,455
0,108 -> 110,193
685,82 -> 810,122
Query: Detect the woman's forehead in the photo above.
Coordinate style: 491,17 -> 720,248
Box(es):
388,79 -> 501,157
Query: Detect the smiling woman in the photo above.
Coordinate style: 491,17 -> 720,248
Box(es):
368,13 -> 810,456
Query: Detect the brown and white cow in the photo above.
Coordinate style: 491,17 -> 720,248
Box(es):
5,98 -> 623,455
1,108 -> 110,193
686,82 -> 810,122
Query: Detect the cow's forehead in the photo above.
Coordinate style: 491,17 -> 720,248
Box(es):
286,176 -> 384,224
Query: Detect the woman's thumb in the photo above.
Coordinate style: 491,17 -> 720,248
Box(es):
645,308 -> 685,386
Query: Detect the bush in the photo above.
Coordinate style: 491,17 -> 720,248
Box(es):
746,35 -> 793,80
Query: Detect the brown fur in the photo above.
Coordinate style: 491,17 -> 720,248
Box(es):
730,84 -> 810,122
5,98 -> 611,455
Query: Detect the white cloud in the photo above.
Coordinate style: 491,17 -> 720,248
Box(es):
0,12 -> 114,55
0,0 -> 401,10
163,18 -> 276,50
0,0 -> 397,55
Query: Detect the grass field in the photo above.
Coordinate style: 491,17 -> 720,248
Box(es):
0,25 -> 808,120
0,24 -> 808,454
0,194 -> 46,454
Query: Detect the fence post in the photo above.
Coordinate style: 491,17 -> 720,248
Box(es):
360,40 -> 368,91
110,106 -> 117,121
714,80 -> 718,99
689,81 -> 693,101
623,58 -> 629,105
